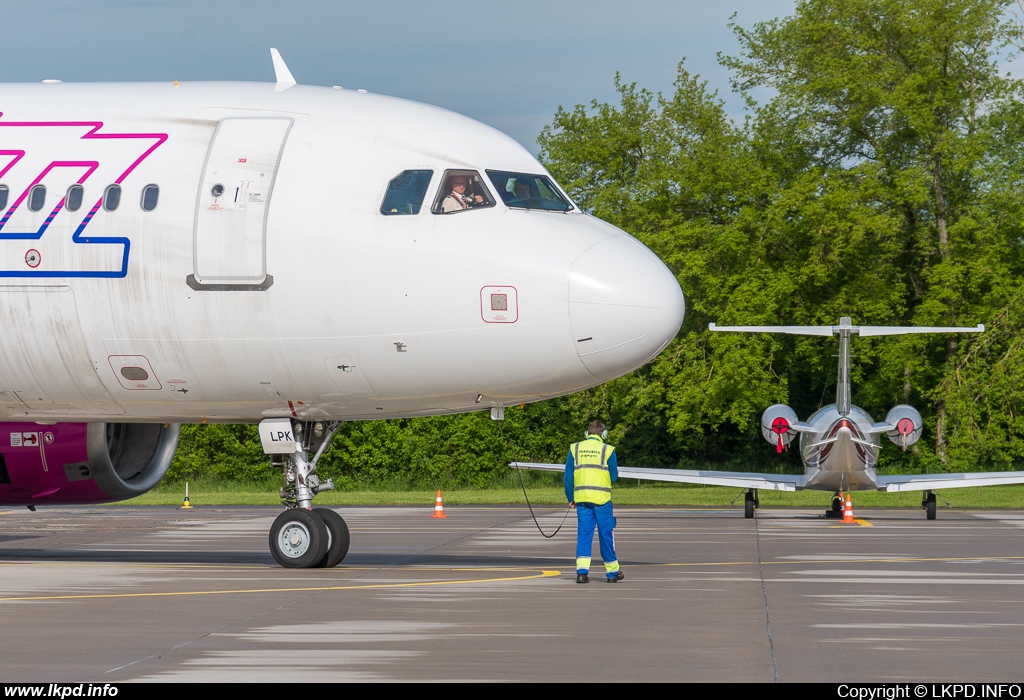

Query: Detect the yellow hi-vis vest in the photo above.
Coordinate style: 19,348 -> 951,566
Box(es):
571,436 -> 615,505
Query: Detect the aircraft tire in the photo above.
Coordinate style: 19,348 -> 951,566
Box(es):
270,509 -> 329,568
925,492 -> 937,520
744,492 -> 755,519
313,507 -> 350,568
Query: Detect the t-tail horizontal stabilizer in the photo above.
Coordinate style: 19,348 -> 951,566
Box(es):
708,320 -> 985,337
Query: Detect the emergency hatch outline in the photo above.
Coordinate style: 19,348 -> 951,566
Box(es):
0,117 -> 167,278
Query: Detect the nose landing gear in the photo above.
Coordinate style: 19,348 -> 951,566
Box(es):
261,419 -> 350,568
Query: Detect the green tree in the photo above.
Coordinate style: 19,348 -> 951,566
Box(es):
538,0 -> 1024,472
723,0 -> 1023,459
539,64 -> 788,463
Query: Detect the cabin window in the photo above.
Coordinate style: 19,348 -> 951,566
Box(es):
486,171 -> 573,212
381,170 -> 432,215
0,185 -> 7,210
65,184 -> 84,212
141,184 -> 159,212
432,170 -> 495,214
28,185 -> 46,212
103,184 -> 121,212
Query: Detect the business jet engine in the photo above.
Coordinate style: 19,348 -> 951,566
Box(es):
883,405 -> 922,450
761,404 -> 800,453
0,422 -> 180,506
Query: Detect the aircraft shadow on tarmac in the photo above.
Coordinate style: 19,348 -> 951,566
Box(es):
0,549 -> 668,568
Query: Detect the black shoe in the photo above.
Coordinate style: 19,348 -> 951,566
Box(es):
607,572 -> 624,582
576,574 -> 589,584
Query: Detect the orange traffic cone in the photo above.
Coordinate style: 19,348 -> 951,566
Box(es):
842,491 -> 855,523
431,490 -> 447,519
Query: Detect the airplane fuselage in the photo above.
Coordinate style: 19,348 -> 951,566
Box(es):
799,405 -> 882,492
0,81 -> 684,424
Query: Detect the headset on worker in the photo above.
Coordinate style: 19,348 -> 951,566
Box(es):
584,420 -> 609,441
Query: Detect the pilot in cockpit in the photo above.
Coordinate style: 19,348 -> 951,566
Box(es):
440,176 -> 484,212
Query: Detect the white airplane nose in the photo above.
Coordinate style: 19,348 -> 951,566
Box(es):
569,234 -> 685,380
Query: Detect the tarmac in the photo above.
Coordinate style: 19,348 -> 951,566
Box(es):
1,502 -> 1023,682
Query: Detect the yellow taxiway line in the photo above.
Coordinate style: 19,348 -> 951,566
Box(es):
0,569 -> 562,603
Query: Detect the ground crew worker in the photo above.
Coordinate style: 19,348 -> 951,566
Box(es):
565,420 -> 623,584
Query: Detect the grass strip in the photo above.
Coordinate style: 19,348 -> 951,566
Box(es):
123,481 -> 1024,509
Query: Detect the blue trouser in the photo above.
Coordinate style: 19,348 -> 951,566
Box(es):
575,501 -> 619,578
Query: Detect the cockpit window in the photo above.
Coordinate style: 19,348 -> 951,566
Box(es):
486,171 -> 573,212
432,170 -> 495,214
381,170 -> 433,215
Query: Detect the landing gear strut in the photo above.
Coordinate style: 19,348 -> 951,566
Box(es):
261,419 -> 349,568
744,489 -> 759,518
923,490 -> 937,520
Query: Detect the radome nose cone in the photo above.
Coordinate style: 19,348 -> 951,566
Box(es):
569,235 -> 685,379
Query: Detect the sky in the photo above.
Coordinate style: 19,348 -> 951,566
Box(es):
0,0 -> 798,153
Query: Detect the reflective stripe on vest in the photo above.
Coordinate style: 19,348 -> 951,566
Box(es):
571,437 -> 614,505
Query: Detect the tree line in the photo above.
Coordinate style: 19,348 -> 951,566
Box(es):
169,0 -> 1024,487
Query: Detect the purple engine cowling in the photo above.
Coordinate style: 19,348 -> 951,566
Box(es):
0,422 -> 180,506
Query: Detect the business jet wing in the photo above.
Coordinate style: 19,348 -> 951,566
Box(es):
509,462 -> 803,491
878,471 -> 1024,492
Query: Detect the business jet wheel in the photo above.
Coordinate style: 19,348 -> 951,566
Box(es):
313,508 -> 350,568
924,491 -> 937,520
270,509 -> 329,568
744,491 -> 756,519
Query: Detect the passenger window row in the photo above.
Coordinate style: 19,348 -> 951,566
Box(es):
381,169 -> 572,216
0,184 -> 160,213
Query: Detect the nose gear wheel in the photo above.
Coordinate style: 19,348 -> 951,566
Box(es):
270,508 -> 328,568
314,507 -> 350,568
